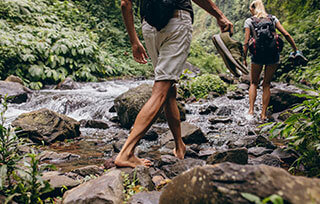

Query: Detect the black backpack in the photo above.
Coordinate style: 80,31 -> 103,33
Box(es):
142,0 -> 176,31
249,14 -> 284,56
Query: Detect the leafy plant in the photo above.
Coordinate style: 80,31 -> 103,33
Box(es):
268,91 -> 320,177
190,73 -> 227,99
122,171 -> 146,203
0,96 -> 54,203
241,193 -> 284,204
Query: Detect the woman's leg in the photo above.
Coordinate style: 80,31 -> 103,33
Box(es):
248,63 -> 263,115
261,64 -> 278,120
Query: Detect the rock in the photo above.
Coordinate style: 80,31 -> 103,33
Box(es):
248,147 -> 273,157
71,165 -> 104,177
271,148 -> 298,164
132,166 -> 154,191
5,75 -> 23,85
42,171 -> 80,196
80,119 -> 109,129
226,91 -> 245,100
128,191 -> 162,204
62,169 -> 124,204
109,105 -> 116,112
227,135 -> 276,150
183,62 -> 201,78
143,129 -> 158,141
159,163 -> 320,204
249,154 -> 282,167
12,108 -> 80,144
198,148 -> 216,159
113,138 -> 126,153
198,104 -> 218,115
0,81 -> 29,103
216,106 -> 232,116
39,151 -> 80,163
114,84 -> 186,129
161,158 -> 206,179
207,148 -> 248,165
239,74 -> 250,85
160,122 -> 207,145
269,84 -> 307,113
103,157 -> 116,170
237,83 -> 249,91
208,116 -> 232,124
218,73 -> 235,84
55,77 -> 80,90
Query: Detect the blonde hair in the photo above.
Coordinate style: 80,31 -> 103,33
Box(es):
250,0 -> 268,18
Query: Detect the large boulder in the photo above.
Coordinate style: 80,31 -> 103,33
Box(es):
160,162 -> 320,204
269,84 -> 307,113
160,122 -> 207,145
12,108 -> 80,144
0,81 -> 29,103
62,169 -> 124,204
114,84 -> 186,129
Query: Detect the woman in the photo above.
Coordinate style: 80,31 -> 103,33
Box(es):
243,0 -> 299,121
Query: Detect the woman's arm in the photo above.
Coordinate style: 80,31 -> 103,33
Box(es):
243,27 -> 250,66
275,21 -> 298,52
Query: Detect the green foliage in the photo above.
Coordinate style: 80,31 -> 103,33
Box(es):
0,96 -> 54,203
190,74 -> 227,99
268,91 -> 320,177
122,171 -> 146,203
0,0 -> 153,89
241,193 -> 284,204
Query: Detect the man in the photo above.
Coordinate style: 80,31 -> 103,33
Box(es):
115,0 -> 233,168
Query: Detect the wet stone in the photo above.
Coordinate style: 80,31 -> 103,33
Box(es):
248,147 -> 273,157
249,154 -> 282,167
216,106 -> 232,116
39,150 -> 80,163
128,191 -> 161,204
132,166 -> 155,191
209,116 -> 232,124
71,165 -> 104,177
207,148 -> 248,165
161,158 -> 206,179
198,104 -> 218,115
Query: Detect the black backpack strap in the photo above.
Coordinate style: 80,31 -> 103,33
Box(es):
249,17 -> 259,39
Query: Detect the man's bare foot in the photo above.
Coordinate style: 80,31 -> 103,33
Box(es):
115,153 -> 152,168
173,144 -> 186,160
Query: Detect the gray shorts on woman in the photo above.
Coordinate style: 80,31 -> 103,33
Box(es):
142,10 -> 193,82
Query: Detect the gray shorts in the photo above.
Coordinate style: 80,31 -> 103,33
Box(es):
142,10 -> 193,82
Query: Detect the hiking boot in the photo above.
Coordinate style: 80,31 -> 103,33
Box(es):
294,50 -> 308,66
212,32 -> 249,77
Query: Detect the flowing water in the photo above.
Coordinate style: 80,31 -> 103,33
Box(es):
5,79 -> 263,171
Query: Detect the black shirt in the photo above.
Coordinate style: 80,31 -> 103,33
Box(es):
139,0 -> 194,22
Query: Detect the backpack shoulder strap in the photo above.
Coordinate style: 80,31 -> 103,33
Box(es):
249,17 -> 258,39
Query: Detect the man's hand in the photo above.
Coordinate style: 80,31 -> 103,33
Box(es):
217,17 -> 234,36
132,42 -> 148,64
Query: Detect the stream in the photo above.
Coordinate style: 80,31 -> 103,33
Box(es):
5,79 -> 263,172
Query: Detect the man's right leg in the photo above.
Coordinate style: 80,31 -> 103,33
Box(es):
115,80 -> 174,168
163,85 -> 186,159
248,63 -> 263,115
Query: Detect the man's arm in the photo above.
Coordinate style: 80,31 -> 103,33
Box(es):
192,0 -> 233,35
121,0 -> 148,64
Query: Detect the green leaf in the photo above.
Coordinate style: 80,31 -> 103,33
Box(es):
241,193 -> 262,204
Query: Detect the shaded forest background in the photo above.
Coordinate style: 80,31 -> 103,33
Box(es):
0,0 -> 319,89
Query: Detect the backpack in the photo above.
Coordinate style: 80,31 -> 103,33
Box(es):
142,0 -> 176,31
248,14 -> 284,56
